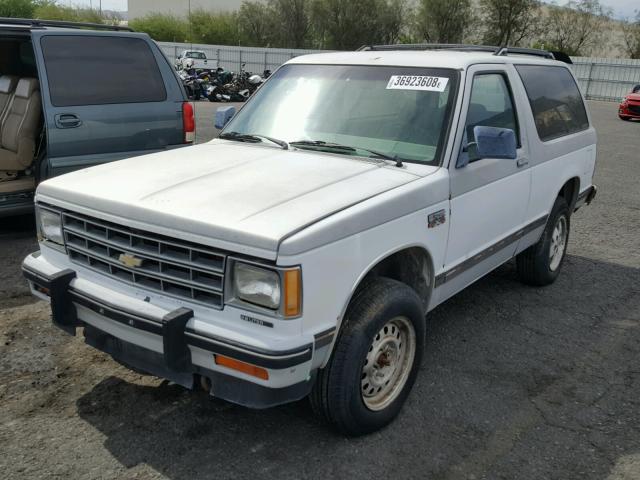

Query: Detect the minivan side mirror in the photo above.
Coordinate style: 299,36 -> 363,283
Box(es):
457,126 -> 517,168
215,106 -> 236,130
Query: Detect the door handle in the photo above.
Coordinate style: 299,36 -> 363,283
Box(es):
517,158 -> 529,168
55,114 -> 82,129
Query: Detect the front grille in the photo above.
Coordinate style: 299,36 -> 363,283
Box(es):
62,211 -> 226,309
628,104 -> 640,115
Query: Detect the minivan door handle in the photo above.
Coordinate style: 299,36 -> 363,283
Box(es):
55,114 -> 82,129
517,157 -> 529,168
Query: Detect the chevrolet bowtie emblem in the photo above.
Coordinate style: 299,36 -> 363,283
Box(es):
118,253 -> 143,268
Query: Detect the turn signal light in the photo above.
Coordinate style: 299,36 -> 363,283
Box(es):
283,268 -> 301,317
214,355 -> 269,380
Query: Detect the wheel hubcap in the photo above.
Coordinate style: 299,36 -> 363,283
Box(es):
361,316 -> 416,411
549,215 -> 568,272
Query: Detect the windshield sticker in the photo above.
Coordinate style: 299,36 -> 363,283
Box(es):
386,75 -> 449,92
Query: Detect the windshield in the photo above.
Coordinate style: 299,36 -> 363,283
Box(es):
187,52 -> 206,59
223,64 -> 458,165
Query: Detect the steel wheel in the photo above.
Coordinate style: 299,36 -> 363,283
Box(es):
549,214 -> 568,272
361,316 -> 416,412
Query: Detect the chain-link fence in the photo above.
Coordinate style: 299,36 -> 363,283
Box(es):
159,42 -> 640,102
572,57 -> 640,102
158,42 -> 330,76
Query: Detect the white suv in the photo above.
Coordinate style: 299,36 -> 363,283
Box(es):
175,50 -> 209,70
23,46 -> 597,436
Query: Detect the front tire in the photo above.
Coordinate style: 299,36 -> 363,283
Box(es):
516,196 -> 570,286
310,277 -> 425,436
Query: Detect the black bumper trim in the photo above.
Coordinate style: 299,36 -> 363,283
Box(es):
185,332 -> 312,370
23,266 -> 77,335
162,307 -> 194,372
70,289 -> 163,335
22,264 -> 312,370
314,327 -> 336,349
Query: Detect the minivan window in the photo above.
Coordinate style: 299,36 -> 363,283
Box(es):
515,65 -> 589,142
465,73 -> 518,161
41,36 -> 167,107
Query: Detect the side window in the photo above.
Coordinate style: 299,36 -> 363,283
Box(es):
515,65 -> 589,142
465,73 -> 518,161
40,35 -> 167,107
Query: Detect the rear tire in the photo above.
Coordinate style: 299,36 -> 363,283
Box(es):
516,196 -> 570,286
310,277 -> 425,436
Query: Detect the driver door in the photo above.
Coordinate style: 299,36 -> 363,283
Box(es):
438,65 -> 531,298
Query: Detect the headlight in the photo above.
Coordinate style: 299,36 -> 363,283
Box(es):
230,262 -> 302,317
37,207 -> 64,245
233,263 -> 281,310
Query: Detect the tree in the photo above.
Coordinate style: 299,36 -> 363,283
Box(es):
188,9 -> 241,45
34,4 -> 105,23
0,0 -> 37,18
414,0 -> 472,44
311,0 -> 410,49
621,12 -> 640,59
541,0 -> 612,56
377,0 -> 409,45
269,0 -> 310,48
129,14 -> 188,42
480,0 -> 541,46
238,1 -> 273,46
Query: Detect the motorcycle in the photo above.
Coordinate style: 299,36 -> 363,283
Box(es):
208,65 -> 252,102
179,68 -> 216,101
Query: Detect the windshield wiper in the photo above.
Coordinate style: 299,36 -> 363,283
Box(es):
219,131 -> 288,150
290,140 -> 355,150
290,140 -> 404,167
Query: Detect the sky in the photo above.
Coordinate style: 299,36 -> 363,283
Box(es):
64,0 -> 638,19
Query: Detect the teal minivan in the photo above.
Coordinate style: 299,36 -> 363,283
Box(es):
0,18 -> 194,217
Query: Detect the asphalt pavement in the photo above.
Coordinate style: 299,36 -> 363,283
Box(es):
0,101 -> 639,480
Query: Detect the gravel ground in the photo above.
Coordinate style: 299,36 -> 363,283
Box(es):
1,101 -> 639,480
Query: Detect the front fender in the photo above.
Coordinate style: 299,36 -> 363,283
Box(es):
277,175 -> 450,368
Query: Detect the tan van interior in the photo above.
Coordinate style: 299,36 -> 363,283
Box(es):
0,38 -> 43,197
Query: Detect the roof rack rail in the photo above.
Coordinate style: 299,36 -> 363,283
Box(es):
493,46 -> 554,59
358,43 -> 557,61
0,17 -> 133,32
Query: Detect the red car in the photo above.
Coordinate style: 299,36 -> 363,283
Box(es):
619,85 -> 640,121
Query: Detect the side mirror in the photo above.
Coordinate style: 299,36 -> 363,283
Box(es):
215,106 -> 236,130
475,126 -> 517,160
457,126 -> 517,168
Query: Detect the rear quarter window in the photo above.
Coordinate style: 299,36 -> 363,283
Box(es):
40,35 -> 167,107
515,65 -> 589,142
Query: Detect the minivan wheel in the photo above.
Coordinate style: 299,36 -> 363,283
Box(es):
516,196 -> 570,286
309,277 -> 425,436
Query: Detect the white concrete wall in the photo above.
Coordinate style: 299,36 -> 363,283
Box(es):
128,0 -> 244,19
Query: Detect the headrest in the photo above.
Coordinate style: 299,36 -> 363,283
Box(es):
0,75 -> 18,94
15,77 -> 39,99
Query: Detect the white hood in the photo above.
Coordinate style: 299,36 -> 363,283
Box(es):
37,141 -> 420,256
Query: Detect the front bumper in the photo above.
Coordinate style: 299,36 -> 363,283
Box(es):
22,254 -> 320,409
619,104 -> 640,119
